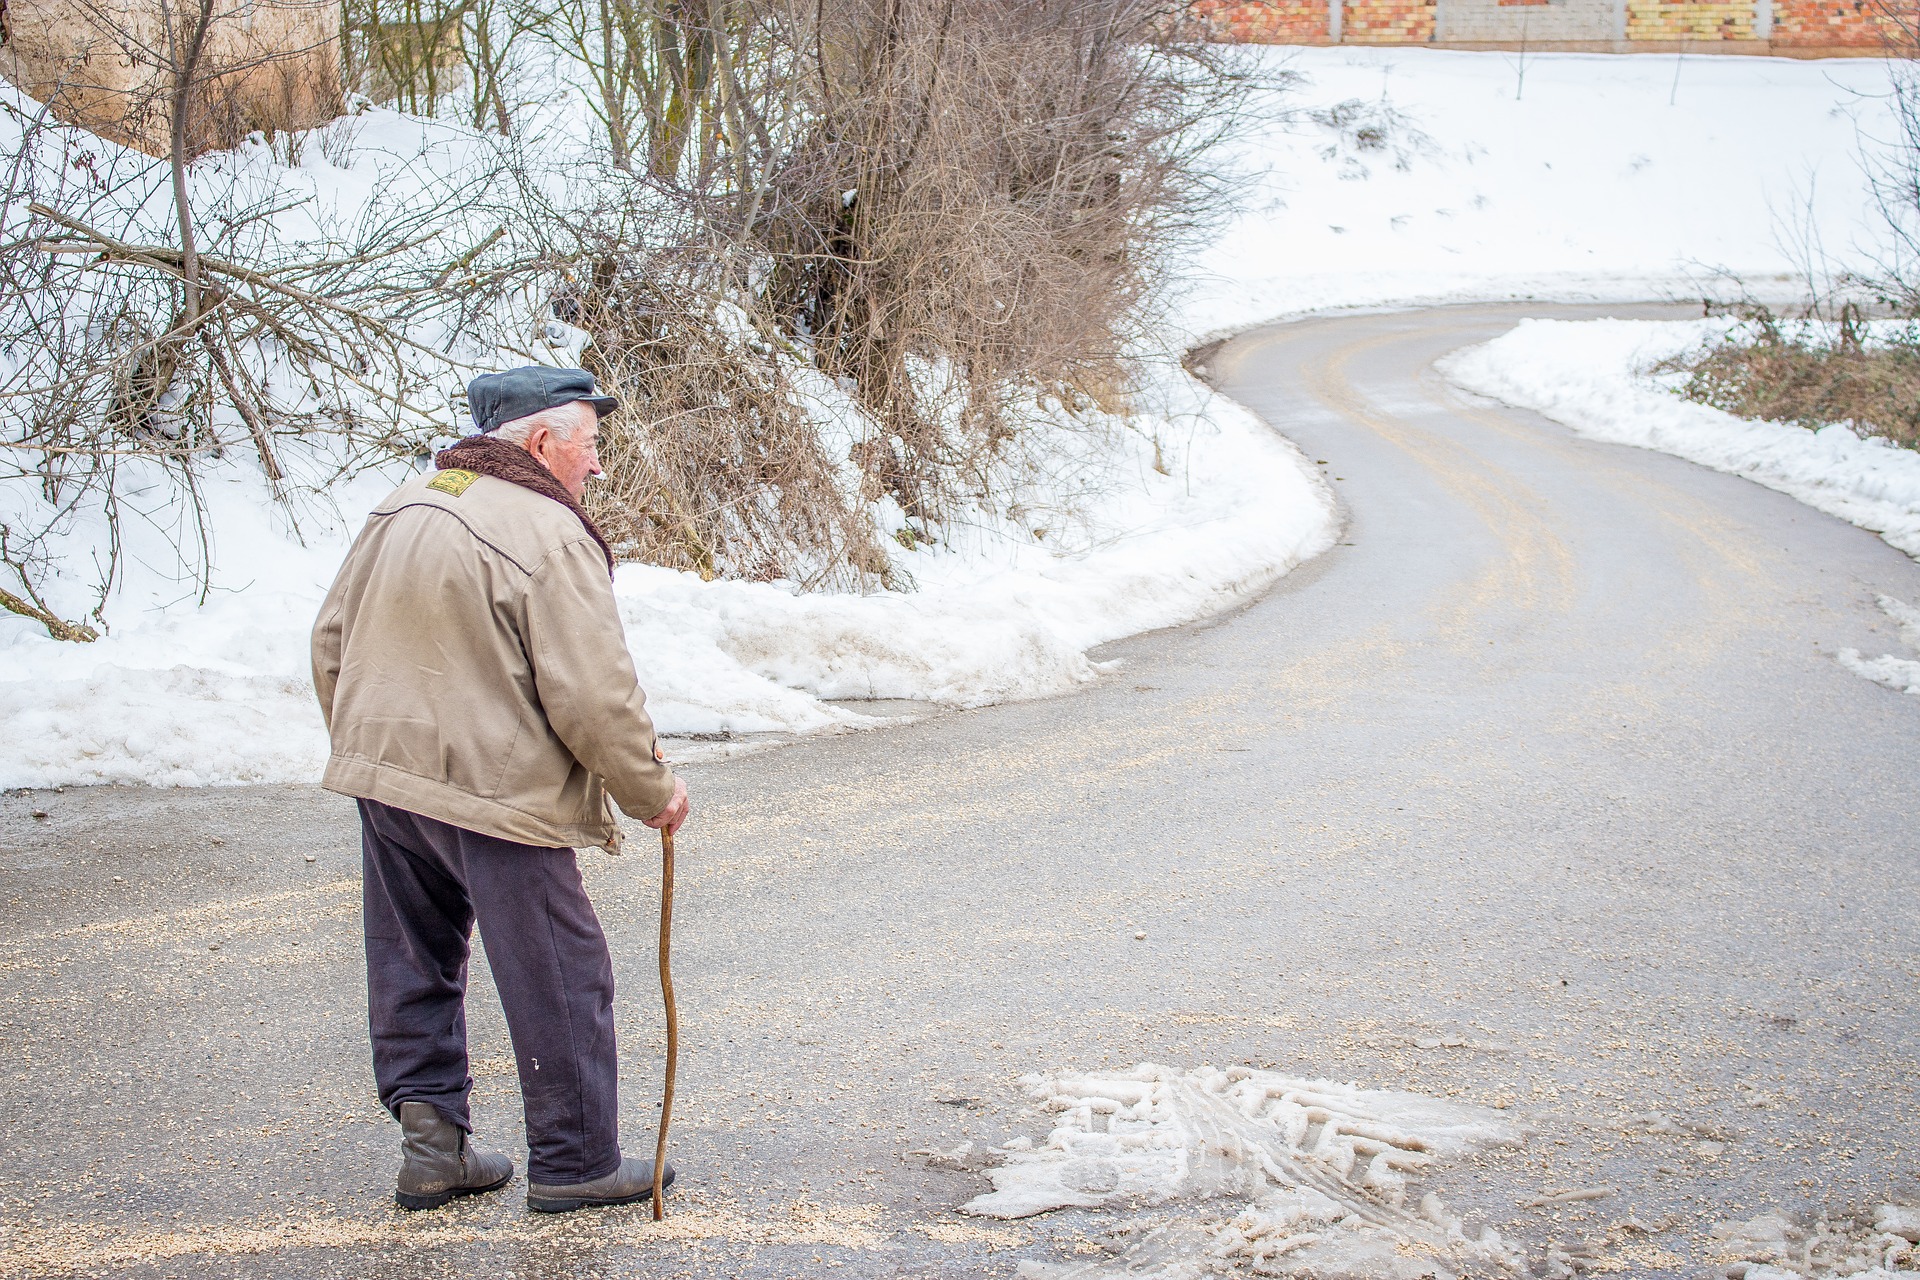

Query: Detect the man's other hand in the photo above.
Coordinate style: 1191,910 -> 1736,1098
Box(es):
644,777 -> 689,836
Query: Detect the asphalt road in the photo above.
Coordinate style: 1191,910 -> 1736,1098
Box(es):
3,303 -> 1918,1279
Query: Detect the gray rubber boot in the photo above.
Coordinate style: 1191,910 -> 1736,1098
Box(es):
395,1101 -> 515,1211
527,1156 -> 676,1213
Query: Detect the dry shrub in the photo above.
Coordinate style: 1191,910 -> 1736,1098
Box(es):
552,238 -> 895,589
0,96 -> 502,637
1659,305 -> 1920,448
478,0 -> 1260,589
1664,0 -> 1920,451
751,0 -> 1254,529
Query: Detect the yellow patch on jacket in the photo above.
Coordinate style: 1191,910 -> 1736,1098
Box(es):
427,469 -> 479,496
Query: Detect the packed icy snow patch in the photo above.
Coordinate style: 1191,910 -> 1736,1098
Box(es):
960,1064 -> 1519,1280
1838,596 -> 1920,698
1438,319 -> 1920,562
1712,1201 -> 1919,1278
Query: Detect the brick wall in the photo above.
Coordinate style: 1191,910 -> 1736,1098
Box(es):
1770,0 -> 1893,46
1189,0 -> 1441,40
1190,0 -> 1332,40
1345,0 -> 1439,40
1442,0 -> 1620,40
1625,0 -> 1756,38
1188,0 -> 1890,46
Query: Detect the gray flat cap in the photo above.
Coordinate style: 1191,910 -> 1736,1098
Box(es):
468,366 -> 619,433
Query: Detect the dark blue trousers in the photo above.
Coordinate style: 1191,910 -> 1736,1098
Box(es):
358,799 -> 622,1184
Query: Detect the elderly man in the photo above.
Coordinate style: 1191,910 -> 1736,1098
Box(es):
312,366 -> 688,1214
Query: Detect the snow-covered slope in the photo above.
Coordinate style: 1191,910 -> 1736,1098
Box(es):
0,356 -> 1332,786
1185,48 -> 1892,338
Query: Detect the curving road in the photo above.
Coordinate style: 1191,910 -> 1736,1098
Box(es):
3,304 -> 1918,1278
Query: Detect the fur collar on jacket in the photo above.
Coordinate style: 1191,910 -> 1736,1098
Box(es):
434,434 -> 615,575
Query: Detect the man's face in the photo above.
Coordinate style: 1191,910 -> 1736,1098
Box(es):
529,401 -> 603,501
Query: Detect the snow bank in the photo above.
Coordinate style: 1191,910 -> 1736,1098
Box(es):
0,62 -> 1338,790
960,1063 -> 1519,1280
0,362 -> 1331,788
1436,318 -> 1920,560
1185,48 -> 1894,339
610,366 -> 1334,732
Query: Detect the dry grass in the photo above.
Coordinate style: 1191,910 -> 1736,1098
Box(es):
754,0 -> 1253,530
1659,306 -> 1920,448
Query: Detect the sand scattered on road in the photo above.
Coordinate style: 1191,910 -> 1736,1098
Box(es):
0,1195 -> 886,1277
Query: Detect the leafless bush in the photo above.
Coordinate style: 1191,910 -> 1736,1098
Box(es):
535,207 -> 893,585
451,0 -> 1264,587
752,0 -> 1260,529
1857,0 -> 1920,312
341,0 -> 547,132
341,0 -> 471,115
1657,304 -> 1920,447
1309,97 -> 1432,176
569,259 -> 896,590
0,90 -> 506,637
1657,0 -> 1920,448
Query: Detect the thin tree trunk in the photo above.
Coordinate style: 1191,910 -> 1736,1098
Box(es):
167,0 -> 216,326
599,0 -> 631,168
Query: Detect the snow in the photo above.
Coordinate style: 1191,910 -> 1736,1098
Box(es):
959,1064 -> 1519,1280
0,71 -> 1333,789
611,368 -> 1333,731
1838,596 -> 1920,697
1436,318 -> 1920,559
1,48 -> 1908,789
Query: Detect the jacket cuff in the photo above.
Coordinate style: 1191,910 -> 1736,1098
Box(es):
610,764 -> 677,823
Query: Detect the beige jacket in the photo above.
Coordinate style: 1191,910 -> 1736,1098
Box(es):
311,468 -> 676,850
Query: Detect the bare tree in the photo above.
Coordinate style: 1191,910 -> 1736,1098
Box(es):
544,0 -> 777,176
342,0 -> 471,117
1867,0 -> 1920,313
0,56 -> 502,637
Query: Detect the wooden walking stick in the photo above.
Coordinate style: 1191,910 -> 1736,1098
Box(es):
653,825 -> 678,1220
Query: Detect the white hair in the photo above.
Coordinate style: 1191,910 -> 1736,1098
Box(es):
492,400 -> 592,446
